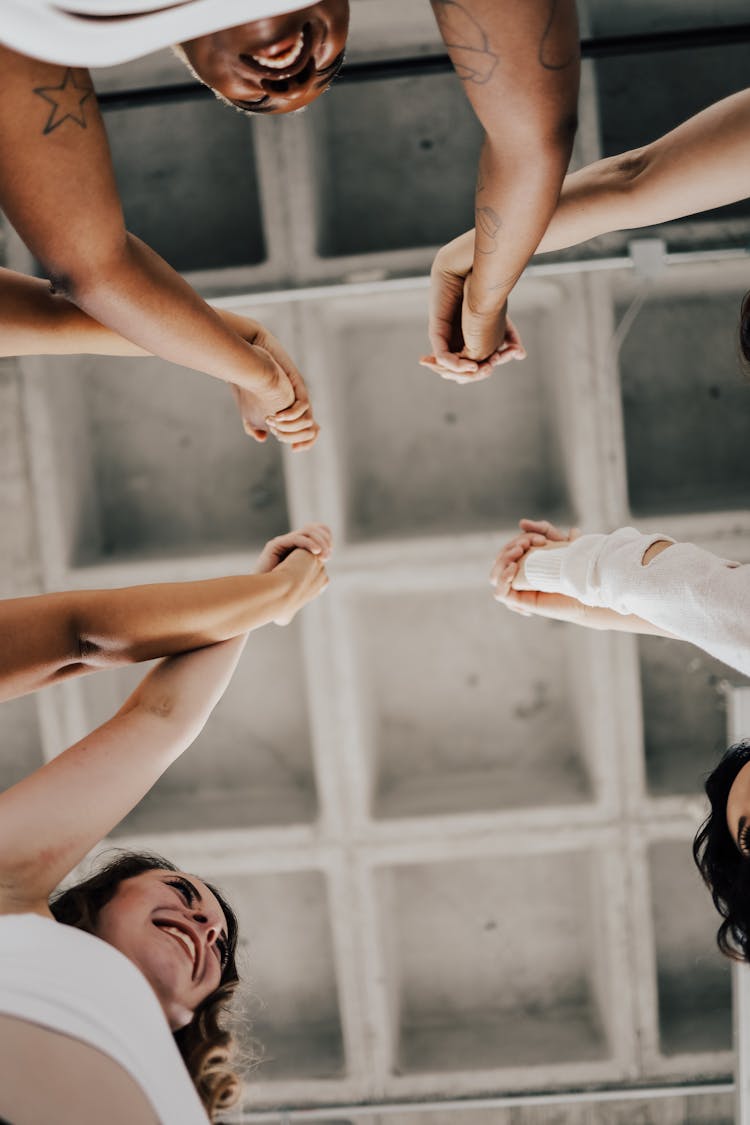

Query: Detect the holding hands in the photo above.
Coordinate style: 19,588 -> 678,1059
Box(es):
256,523 -> 332,626
490,518 -> 590,625
420,230 -> 527,382
225,313 -> 320,450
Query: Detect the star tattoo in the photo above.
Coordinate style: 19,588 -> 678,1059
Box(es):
33,69 -> 94,135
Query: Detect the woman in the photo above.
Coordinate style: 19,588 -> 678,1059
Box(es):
0,265 -> 318,447
425,87 -> 750,379
0,521 -> 332,1123
490,517 -> 750,676
493,519 -> 750,964
0,0 -> 580,383
0,1 -> 352,446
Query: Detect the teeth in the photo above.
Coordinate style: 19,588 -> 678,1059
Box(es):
161,925 -> 196,966
251,31 -> 304,69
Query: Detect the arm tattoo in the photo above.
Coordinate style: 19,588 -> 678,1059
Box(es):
539,0 -> 578,71
475,205 -> 502,255
33,69 -> 94,135
431,0 -> 498,85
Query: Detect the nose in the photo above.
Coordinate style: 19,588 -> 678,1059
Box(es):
191,911 -> 221,946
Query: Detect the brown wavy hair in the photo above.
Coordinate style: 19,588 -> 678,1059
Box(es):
49,850 -> 242,1119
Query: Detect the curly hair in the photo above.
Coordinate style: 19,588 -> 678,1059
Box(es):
49,850 -> 242,1120
741,291 -> 750,369
693,739 -> 750,960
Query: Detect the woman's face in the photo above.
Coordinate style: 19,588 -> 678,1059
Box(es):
726,759 -> 750,855
179,1 -> 350,115
94,869 -> 230,1030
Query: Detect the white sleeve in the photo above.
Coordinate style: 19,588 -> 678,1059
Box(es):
523,527 -> 750,676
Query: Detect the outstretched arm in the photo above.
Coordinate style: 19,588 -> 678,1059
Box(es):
0,525 -> 331,702
0,268 -> 320,447
0,45 -> 308,441
0,633 -> 248,914
426,88 -> 750,375
492,519 -> 750,674
428,0 -> 579,367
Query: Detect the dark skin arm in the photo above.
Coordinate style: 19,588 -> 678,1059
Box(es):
428,0 -> 579,370
0,45 -> 309,440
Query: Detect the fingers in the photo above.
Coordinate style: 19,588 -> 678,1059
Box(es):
274,397 -> 311,424
497,589 -> 535,617
518,518 -> 570,542
266,407 -> 320,449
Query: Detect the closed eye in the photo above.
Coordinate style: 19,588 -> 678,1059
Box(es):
166,876 -> 196,906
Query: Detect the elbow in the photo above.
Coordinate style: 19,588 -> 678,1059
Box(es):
608,146 -> 650,194
42,235 -> 129,307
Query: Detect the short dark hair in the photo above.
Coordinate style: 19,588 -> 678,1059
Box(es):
693,740 -> 750,960
50,850 -> 243,1119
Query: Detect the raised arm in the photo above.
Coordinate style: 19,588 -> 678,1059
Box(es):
429,0 -> 579,366
0,633 -> 248,913
492,519 -> 750,674
0,268 -> 320,447
0,46 -> 303,441
426,88 -> 750,375
0,526 -> 331,702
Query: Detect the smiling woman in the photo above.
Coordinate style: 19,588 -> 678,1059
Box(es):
0,524 -> 332,1123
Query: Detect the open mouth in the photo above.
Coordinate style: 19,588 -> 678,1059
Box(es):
241,22 -> 313,81
154,921 -> 198,977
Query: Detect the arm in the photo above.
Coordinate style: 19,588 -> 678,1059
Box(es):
490,522 -> 671,636
429,0 -> 579,364
0,269 -> 320,447
496,520 -> 750,674
426,87 -> 750,367
0,525 -> 331,703
0,633 -> 249,913
0,46 -> 299,439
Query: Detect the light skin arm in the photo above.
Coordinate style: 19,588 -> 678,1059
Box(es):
426,88 -> 750,376
490,519 -> 675,638
0,269 -> 319,447
0,46 -> 312,441
0,633 -> 249,913
0,525 -> 331,703
427,0 -> 579,369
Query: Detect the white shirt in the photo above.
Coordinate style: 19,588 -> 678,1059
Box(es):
0,913 -> 209,1124
0,0 -> 305,67
523,527 -> 750,676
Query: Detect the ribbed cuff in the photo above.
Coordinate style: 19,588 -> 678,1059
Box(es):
523,547 -> 568,593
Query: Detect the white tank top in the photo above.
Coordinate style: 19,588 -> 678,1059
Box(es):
0,913 -> 209,1124
0,0 -> 305,67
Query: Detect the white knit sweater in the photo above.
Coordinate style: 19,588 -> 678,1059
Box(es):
522,527 -> 750,675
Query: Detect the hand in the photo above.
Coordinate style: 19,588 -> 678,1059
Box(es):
227,317 -> 320,450
489,517 -> 580,596
255,523 -> 332,574
420,230 -> 526,381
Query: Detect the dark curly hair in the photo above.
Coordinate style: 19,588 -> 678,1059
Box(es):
693,739 -> 750,960
741,291 -> 750,368
50,850 -> 242,1119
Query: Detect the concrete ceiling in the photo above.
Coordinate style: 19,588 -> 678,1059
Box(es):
2,1 -> 750,1121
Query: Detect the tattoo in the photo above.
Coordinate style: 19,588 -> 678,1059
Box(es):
33,69 -> 93,135
475,205 -> 501,254
538,0 -> 578,71
431,0 -> 498,85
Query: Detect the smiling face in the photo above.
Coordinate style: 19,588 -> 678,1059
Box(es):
727,758 -> 750,855
94,868 -> 232,1030
179,1 -> 350,115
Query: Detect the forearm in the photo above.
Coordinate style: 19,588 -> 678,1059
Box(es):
0,572 -> 289,703
471,134 -> 574,305
0,267 -> 262,359
0,635 -> 248,904
524,530 -> 750,674
58,234 -> 270,387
